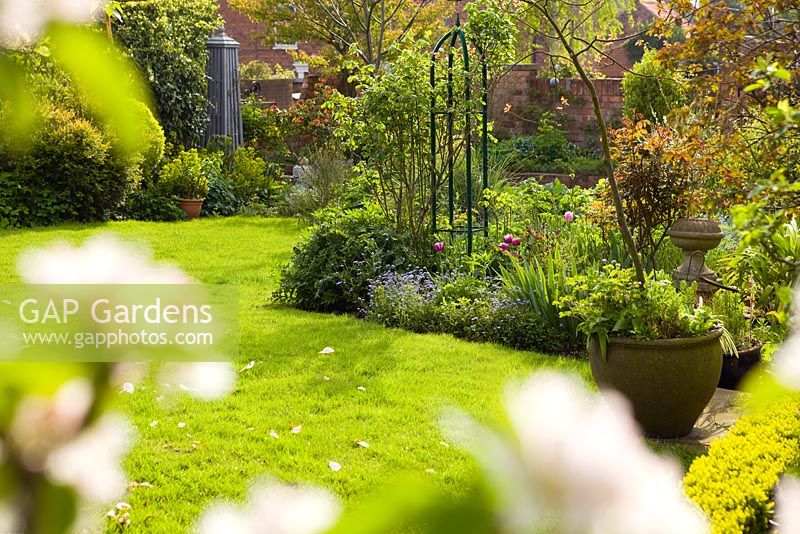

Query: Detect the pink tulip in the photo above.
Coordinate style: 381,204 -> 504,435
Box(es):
564,211 -> 575,222
499,242 -> 509,251
511,237 -> 521,247
433,242 -> 445,253
503,234 -> 514,244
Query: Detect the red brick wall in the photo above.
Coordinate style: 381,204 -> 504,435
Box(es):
218,0 -> 317,71
489,66 -> 623,147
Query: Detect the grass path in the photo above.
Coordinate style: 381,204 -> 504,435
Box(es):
0,217 -> 590,532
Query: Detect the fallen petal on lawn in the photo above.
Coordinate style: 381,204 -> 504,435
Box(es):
328,461 -> 341,472
177,422 -> 186,428
149,421 -> 158,428
120,383 -> 135,394
357,386 -> 366,392
439,441 -> 449,448
291,425 -> 302,434
318,347 -> 335,354
269,429 -> 280,440
239,360 -> 256,373
323,376 -> 330,381
425,468 -> 436,474
355,441 -> 369,448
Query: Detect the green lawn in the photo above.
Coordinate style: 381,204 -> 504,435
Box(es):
0,217 -> 593,532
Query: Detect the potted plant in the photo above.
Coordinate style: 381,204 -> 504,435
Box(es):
158,149 -> 210,219
558,266 -> 726,438
709,290 -> 762,390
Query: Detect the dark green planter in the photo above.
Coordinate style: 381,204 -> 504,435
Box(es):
588,330 -> 723,438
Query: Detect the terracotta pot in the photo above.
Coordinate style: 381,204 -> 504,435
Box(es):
178,199 -> 204,220
588,329 -> 723,438
718,343 -> 762,391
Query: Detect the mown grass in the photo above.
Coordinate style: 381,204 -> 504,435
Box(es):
0,217 -> 595,532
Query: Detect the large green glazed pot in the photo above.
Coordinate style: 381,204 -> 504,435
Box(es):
588,330 -> 723,438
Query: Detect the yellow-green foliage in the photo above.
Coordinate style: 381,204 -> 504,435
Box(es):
684,397 -> 800,533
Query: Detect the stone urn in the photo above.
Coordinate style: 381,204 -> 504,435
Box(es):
667,218 -> 723,295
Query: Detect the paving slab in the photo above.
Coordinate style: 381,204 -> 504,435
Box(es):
661,388 -> 747,451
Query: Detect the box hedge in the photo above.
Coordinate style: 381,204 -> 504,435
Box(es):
684,396 -> 800,533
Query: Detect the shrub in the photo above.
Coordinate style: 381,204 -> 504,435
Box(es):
229,146 -> 276,205
622,48 -> 687,124
118,188 -> 186,222
684,397 -> 800,533
274,205 -> 420,313
239,61 -> 294,80
113,0 -> 221,145
130,100 -> 166,182
6,105 -> 132,225
158,149 -> 210,199
201,174 -> 239,217
283,149 -> 354,218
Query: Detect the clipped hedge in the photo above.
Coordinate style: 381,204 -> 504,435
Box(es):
684,396 -> 800,533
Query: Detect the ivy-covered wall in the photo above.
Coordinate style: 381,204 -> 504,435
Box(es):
113,0 -> 221,146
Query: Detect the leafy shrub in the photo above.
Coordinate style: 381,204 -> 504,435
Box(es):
239,61 -> 294,80
158,149 -> 210,199
113,0 -> 221,145
622,48 -> 687,124
708,290 -> 755,351
241,98 -> 290,160
5,105 -> 131,226
229,146 -> 277,205
201,174 -> 239,217
118,188 -> 186,222
130,100 -> 166,182
607,118 -> 696,270
274,205 -> 420,313
558,266 -> 716,352
684,396 -> 800,533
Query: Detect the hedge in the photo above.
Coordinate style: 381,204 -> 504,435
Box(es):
684,396 -> 800,533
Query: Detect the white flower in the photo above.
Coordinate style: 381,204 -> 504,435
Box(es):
443,371 -> 709,534
18,234 -> 191,284
45,413 -> 133,503
773,332 -> 800,389
159,362 -> 236,401
47,0 -> 105,23
0,0 -> 105,46
776,476 -> 800,533
0,0 -> 46,46
9,377 -> 94,468
196,480 -> 341,534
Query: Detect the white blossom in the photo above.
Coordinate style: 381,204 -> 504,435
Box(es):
776,476 -> 800,534
773,332 -> 800,389
18,234 -> 190,284
196,480 -> 341,534
443,371 -> 710,534
45,413 -> 133,503
9,377 -> 94,468
0,0 -> 105,47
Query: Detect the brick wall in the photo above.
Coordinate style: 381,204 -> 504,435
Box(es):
489,65 -> 623,147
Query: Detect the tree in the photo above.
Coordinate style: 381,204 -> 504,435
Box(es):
230,0 -> 450,71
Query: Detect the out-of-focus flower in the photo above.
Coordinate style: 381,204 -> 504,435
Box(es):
564,211 -> 575,223
499,242 -> 509,251
0,500 -> 18,534
0,0 -> 105,47
18,234 -> 191,284
196,479 -> 341,534
443,371 -> 709,533
9,377 -> 94,468
160,362 -> 236,401
773,331 -> 800,389
511,237 -> 521,247
46,413 -> 133,503
433,241 -> 445,253
503,234 -> 514,244
776,476 -> 800,533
